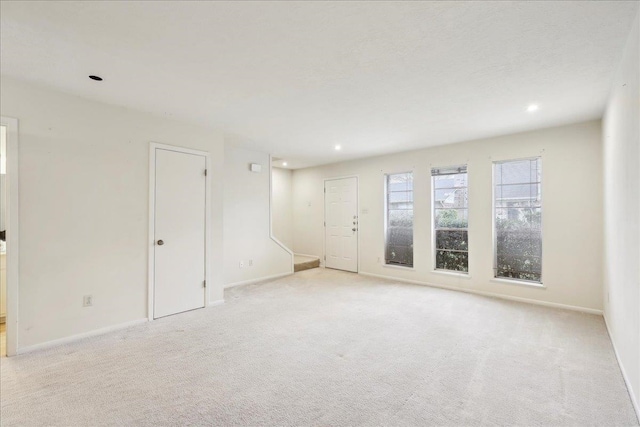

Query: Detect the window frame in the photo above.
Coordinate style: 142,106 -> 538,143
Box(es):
492,156 -> 543,285
384,171 -> 414,269
431,165 -> 469,275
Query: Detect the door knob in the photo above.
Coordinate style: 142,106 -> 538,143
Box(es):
157,240 -> 164,246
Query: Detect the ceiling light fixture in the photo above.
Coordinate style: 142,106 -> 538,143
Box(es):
335,145 -> 341,151
527,104 -> 539,112
282,162 -> 288,166
89,75 -> 103,81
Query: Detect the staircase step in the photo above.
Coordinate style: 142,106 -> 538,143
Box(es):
294,255 -> 320,272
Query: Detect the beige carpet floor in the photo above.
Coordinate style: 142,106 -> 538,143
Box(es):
1,268 -> 638,426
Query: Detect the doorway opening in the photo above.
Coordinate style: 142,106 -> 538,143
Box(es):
1,117 -> 18,357
270,160 -> 308,272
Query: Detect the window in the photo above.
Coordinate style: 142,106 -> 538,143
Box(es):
493,158 -> 542,283
432,165 -> 468,273
385,172 -> 413,267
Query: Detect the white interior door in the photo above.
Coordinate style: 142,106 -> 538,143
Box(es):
325,177 -> 358,272
154,148 -> 206,319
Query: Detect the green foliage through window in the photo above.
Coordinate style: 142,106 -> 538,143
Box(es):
432,167 -> 468,273
494,159 -> 542,283
386,172 -> 414,267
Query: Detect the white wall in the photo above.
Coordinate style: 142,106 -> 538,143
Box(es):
293,120 -> 603,311
271,167 -> 293,249
603,12 -> 639,414
1,125 -> 6,231
0,128 -> 5,319
223,147 -> 292,287
0,77 -> 225,350
1,254 -> 5,320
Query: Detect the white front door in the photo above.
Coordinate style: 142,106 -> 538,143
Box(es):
153,148 -> 206,319
325,177 -> 358,272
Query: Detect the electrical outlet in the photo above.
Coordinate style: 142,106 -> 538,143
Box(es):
239,261 -> 244,268
248,259 -> 253,267
83,295 -> 93,307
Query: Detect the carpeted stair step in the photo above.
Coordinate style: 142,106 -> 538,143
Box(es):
294,255 -> 320,272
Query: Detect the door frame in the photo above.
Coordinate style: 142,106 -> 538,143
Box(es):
1,116 -> 19,356
323,175 -> 360,273
148,142 -> 212,321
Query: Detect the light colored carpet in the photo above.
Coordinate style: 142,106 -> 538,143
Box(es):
1,268 -> 637,426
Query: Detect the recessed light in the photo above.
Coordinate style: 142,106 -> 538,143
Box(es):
89,75 -> 103,81
282,162 -> 288,166
527,104 -> 539,112
335,145 -> 341,151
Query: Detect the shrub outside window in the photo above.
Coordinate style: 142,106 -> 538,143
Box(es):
385,172 -> 414,267
493,158 -> 542,283
432,166 -> 468,273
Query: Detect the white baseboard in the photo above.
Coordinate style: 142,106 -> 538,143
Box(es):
603,315 -> 640,421
208,299 -> 225,307
358,271 -> 603,315
16,318 -> 148,356
224,272 -> 292,289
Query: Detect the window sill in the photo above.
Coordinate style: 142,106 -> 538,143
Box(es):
490,278 -> 546,289
432,269 -> 471,279
383,263 -> 414,271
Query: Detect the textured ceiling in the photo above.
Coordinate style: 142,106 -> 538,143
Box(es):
1,1 -> 638,168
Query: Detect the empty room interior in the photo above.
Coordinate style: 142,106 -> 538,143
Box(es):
1,1 -> 639,426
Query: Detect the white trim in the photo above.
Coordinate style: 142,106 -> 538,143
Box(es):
269,155 -> 294,273
224,272 -> 292,289
604,316 -> 640,421
148,142 -> 212,321
1,116 -> 19,357
358,271 -> 602,315
148,144 -> 155,321
294,253 -> 320,260
490,277 -> 546,289
432,269 -> 472,279
16,319 -> 148,355
382,263 -> 415,271
491,154 -> 545,164
208,299 -> 225,307
323,175 -> 360,273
